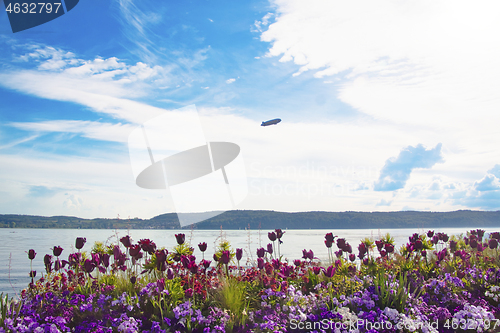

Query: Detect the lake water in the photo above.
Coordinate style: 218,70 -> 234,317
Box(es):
2,227 -> 499,297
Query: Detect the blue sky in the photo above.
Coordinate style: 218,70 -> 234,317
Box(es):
1,0 -> 500,219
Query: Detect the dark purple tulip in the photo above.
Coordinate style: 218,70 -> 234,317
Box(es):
129,244 -> 141,258
337,238 -> 346,250
470,238 -> 478,249
427,230 -> 434,238
375,240 -> 384,251
268,232 -> 277,242
324,266 -> 335,278
464,237 -> 469,245
29,270 -> 36,278
213,253 -> 219,262
491,232 -> 500,240
275,229 -> 284,239
185,288 -> 193,298
432,235 -> 439,245
27,249 -> 36,260
346,243 -> 352,254
167,268 -> 174,280
280,265 -> 293,278
489,239 -> 498,249
54,259 -> 61,271
477,243 -> 484,252
181,255 -> 190,269
98,266 -> 106,273
220,250 -> 231,265
44,254 -> 53,271
257,258 -> 264,269
175,233 -> 185,245
457,271 -> 465,279
436,249 -> 447,262
362,258 -> 369,265
312,266 -> 322,275
130,276 -> 136,284
201,259 -> 211,269
380,249 -> 387,258
409,233 -> 419,243
421,250 -> 427,257
441,234 -> 449,243
449,240 -> 457,252
476,229 -> 485,241
271,259 -> 281,270
257,247 -> 266,258
348,265 -> 357,274
415,240 -> 423,250
139,239 -> 157,254
325,232 -> 335,243
100,253 -> 110,268
349,254 -> 355,262
120,235 -> 132,248
302,249 -> 314,261
358,242 -> 367,256
52,246 -> 63,257
236,248 -> 243,261
84,259 -> 95,273
293,259 -> 301,266
325,240 -> 333,248
188,261 -> 198,274
198,242 -> 207,252
156,250 -> 168,271
384,243 -> 394,253
335,250 -> 343,258
157,278 -> 165,292
267,243 -> 273,254
75,237 -> 86,250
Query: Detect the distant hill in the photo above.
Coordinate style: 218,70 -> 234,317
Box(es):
0,210 -> 500,230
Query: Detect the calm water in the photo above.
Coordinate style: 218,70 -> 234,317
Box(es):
2,227 -> 499,297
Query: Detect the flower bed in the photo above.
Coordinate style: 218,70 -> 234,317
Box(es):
1,229 -> 500,332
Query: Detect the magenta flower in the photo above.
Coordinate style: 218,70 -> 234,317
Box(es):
201,259 -> 211,269
236,248 -> 243,261
302,249 -> 314,260
198,242 -> 207,252
213,253 -> 219,262
293,259 -> 301,266
100,253 -> 110,268
349,254 -> 355,262
83,259 -> 95,273
325,232 -> 336,243
75,237 -> 86,250
185,288 -> 193,298
175,233 -> 185,245
268,232 -> 277,242
312,266 -> 322,275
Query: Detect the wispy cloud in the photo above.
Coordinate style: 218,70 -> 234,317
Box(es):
374,143 -> 443,191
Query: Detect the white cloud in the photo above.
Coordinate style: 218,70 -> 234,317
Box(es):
226,78 -> 236,84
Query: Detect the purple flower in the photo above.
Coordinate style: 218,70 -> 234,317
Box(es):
267,243 -> 273,255
44,254 -> 53,273
167,267 -> 174,279
84,259 -> 95,273
130,276 -> 136,284
201,259 -> 211,269
257,258 -> 264,269
129,244 -> 141,258
491,232 -> 500,240
198,242 -> 207,252
275,229 -> 284,239
325,240 -> 333,248
100,253 -> 110,268
139,239 -> 157,254
302,249 -> 314,260
52,246 -> 63,257
312,266 -> 322,275
325,232 -> 336,243
27,249 -> 36,260
449,240 -> 457,252
236,248 -> 243,261
120,235 -> 132,248
489,239 -> 498,249
175,233 -> 185,245
185,288 -> 193,298
293,259 -> 301,266
324,265 -> 335,278
415,240 -> 423,250
75,237 -> 86,250
156,249 -> 168,271
349,254 -> 355,262
268,232 -> 277,242
384,243 -> 394,253
220,250 -> 230,265
29,270 -> 36,278
256,247 -> 266,258
427,230 -> 434,238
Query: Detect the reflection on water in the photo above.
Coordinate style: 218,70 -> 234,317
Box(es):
1,227 -> 498,296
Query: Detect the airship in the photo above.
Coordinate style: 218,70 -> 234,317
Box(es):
261,118 -> 281,126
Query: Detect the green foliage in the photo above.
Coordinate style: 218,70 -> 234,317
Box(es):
212,277 -> 250,331
0,293 -> 22,329
91,241 -> 114,255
